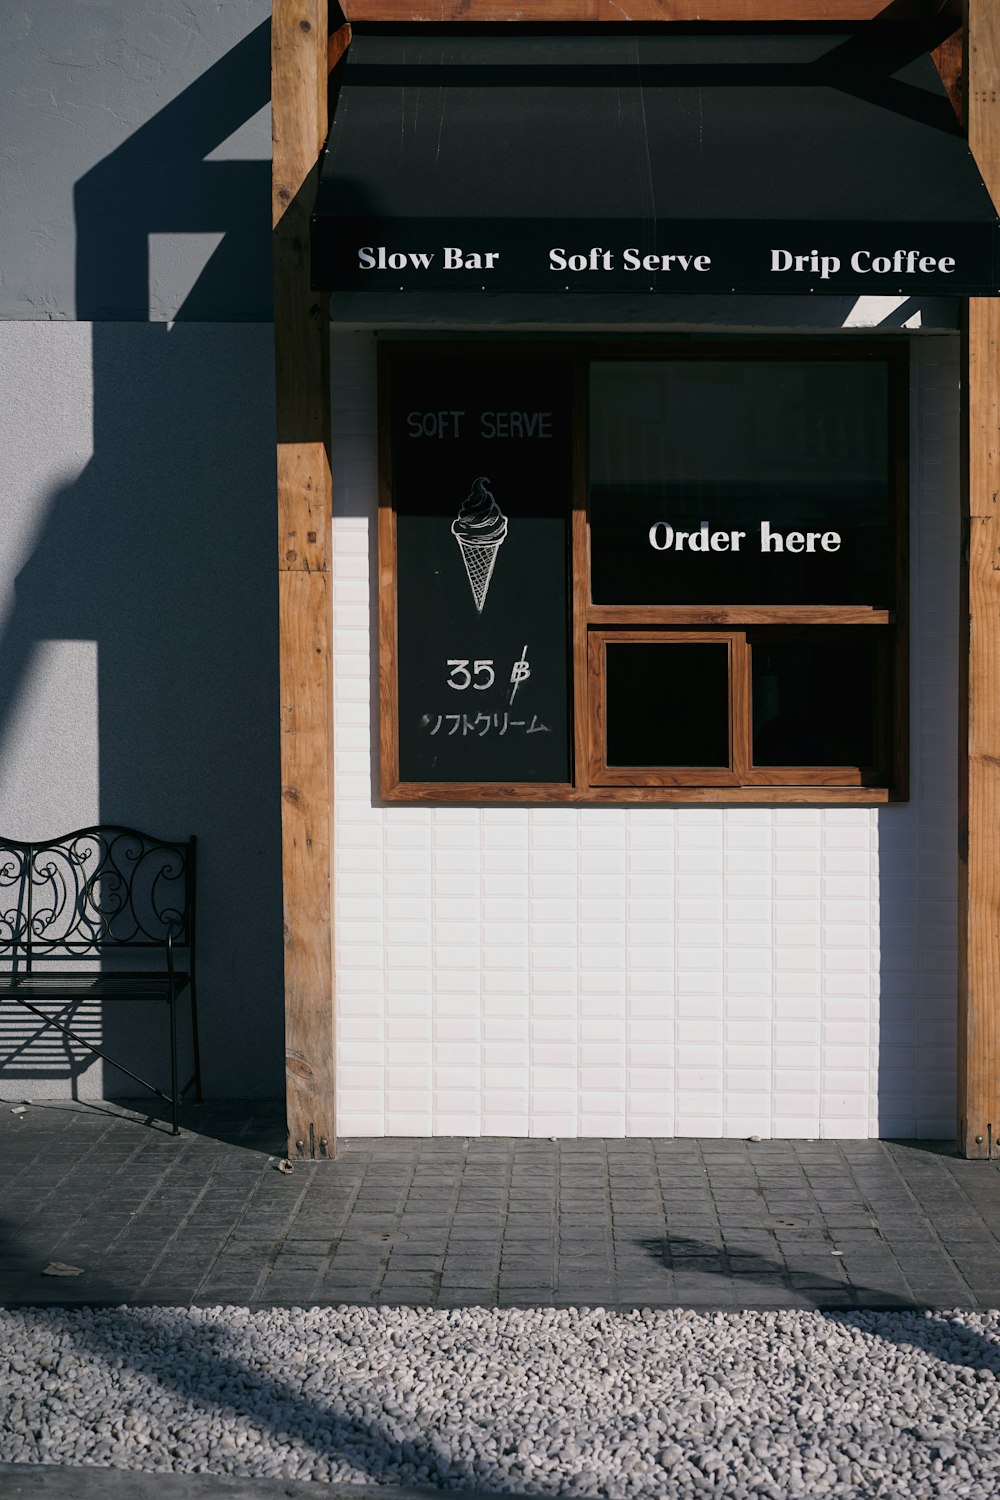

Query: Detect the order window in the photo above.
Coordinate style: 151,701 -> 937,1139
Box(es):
378,342 -> 907,803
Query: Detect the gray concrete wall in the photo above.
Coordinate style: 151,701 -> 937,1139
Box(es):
1,4 -> 283,1101
3,1 -> 272,322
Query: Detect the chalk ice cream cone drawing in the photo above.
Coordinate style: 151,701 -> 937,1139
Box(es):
451,476 -> 508,613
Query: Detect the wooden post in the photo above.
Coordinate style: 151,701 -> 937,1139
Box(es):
272,0 -> 337,1159
960,0 -> 1000,1159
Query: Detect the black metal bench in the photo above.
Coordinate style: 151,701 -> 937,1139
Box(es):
0,825 -> 200,1134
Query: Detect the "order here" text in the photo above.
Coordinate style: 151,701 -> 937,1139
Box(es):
648,522 -> 842,553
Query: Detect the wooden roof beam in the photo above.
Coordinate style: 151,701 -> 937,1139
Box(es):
341,3 -> 960,25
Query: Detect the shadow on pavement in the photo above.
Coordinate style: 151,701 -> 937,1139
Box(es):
14,1099 -> 289,1154
637,1232 -> 1000,1371
3,1207 -> 1000,1495
0,1227 -> 544,1495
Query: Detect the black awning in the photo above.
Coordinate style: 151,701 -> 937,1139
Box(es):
311,26 -> 1000,297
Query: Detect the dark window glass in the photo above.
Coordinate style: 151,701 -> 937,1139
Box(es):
590,360 -> 892,607
606,643 -> 730,767
751,635 -> 879,767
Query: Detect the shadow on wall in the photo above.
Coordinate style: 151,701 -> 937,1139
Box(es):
875,336 -> 960,1142
878,804 -> 958,1141
0,20 -> 283,1099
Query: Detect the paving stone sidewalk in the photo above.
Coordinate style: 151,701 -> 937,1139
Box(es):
2,1101 -> 999,1310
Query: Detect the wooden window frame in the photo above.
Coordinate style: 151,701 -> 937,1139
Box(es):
378,338 -> 909,805
589,630 -> 745,787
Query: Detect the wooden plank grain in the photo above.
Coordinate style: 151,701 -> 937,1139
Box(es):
279,569 -> 336,1158
960,296 -> 1000,1159
597,1 -> 933,16
586,629 -> 743,787
585,606 -> 893,625
273,0 -> 337,1159
959,0 -> 1000,1159
377,350 -> 401,798
274,0 -> 330,577
329,22 -> 352,73
931,24 -> 964,123
731,632 -> 750,784
343,1 -> 598,17
343,1 -> 944,19
382,782 -> 891,804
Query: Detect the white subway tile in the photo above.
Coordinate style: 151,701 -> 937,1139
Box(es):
530,1001 -> 577,1025
485,1050 -> 530,1074
580,1044 -> 625,1068
387,995 -> 435,1017
532,1044 -> 577,1067
627,1067 -> 673,1093
330,335 -> 958,1141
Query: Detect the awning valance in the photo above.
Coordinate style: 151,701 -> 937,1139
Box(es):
311,26 -> 1000,297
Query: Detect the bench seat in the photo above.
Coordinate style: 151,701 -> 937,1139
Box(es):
1,973 -> 190,999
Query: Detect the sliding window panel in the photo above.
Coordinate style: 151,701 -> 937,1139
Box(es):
745,628 -> 891,786
588,631 -> 745,786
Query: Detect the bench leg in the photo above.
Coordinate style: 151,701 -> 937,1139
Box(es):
189,976 -> 203,1105
168,984 -> 180,1136
5,995 -> 176,1105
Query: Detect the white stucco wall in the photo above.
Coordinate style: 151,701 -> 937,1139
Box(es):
3,1 -> 271,323
0,320 -> 285,1101
1,3 -> 282,1103
330,329 -> 958,1140
0,324 -> 99,835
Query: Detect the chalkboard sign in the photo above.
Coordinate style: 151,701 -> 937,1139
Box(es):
390,353 -> 572,783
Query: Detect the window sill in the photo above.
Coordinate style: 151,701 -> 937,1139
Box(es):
380,781 -> 899,805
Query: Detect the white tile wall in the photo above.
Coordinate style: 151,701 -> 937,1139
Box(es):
331,331 -> 958,1139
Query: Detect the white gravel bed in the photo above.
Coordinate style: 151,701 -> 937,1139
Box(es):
2,1305 -> 999,1498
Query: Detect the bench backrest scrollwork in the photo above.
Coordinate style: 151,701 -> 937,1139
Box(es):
0,826 -> 196,962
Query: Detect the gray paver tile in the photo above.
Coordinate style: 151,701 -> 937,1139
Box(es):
3,1117 -> 997,1311
497,1291 -> 557,1306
